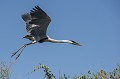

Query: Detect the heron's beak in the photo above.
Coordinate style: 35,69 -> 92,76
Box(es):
70,40 -> 82,46
73,42 -> 82,46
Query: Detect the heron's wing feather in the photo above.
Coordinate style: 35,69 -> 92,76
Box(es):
29,6 -> 51,35
21,13 -> 32,23
21,13 -> 33,32
21,6 -> 51,40
29,25 -> 46,38
30,5 -> 51,22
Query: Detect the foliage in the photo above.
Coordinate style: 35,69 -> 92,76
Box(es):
32,64 -> 120,79
32,64 -> 56,79
0,62 -> 12,79
1,62 -> 120,79
66,65 -> 120,79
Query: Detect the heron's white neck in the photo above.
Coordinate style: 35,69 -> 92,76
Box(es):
46,37 -> 71,44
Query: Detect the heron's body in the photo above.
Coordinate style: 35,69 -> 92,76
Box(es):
11,5 -> 81,59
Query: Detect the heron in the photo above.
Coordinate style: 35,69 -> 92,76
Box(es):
11,5 -> 81,60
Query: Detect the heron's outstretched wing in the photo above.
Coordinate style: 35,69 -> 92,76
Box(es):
30,5 -> 51,24
30,5 -> 51,35
21,5 -> 51,39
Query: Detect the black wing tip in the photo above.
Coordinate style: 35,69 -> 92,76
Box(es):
30,5 -> 39,13
30,5 -> 50,20
31,5 -> 43,12
30,5 -> 46,15
35,5 -> 40,8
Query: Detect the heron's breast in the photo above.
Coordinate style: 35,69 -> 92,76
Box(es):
38,37 -> 48,43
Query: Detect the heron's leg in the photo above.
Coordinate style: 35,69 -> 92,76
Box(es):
15,45 -> 27,60
11,45 -> 26,57
13,42 -> 36,60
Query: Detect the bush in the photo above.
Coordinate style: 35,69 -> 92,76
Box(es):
32,64 -> 120,79
0,62 -> 11,79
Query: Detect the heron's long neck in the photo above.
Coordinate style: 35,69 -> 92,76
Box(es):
47,37 -> 71,43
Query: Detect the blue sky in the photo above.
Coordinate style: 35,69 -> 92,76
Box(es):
0,0 -> 120,79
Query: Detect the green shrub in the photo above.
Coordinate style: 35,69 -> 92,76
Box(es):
0,62 -> 12,79
32,64 -> 120,79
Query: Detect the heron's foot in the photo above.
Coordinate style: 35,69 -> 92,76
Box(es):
15,46 -> 26,60
11,44 -> 27,60
11,52 -> 17,58
11,43 -> 32,60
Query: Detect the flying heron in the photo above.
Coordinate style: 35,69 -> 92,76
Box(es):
11,5 -> 81,59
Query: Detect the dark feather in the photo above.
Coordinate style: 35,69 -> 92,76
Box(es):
21,5 -> 51,41
21,13 -> 31,23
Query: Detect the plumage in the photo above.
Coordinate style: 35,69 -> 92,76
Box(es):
21,5 -> 51,41
11,5 -> 81,60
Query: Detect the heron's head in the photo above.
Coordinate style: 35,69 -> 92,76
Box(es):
69,40 -> 82,46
